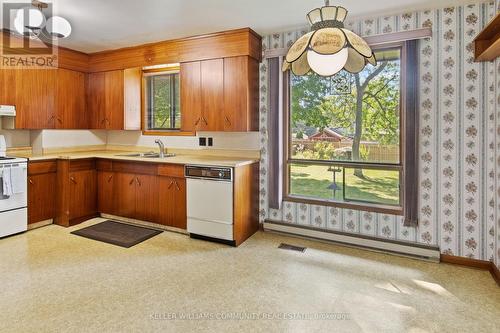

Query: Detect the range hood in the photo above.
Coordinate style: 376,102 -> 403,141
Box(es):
0,105 -> 16,117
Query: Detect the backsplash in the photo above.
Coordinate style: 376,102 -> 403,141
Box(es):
259,1 -> 500,267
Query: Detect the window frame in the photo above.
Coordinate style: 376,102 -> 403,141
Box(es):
142,67 -> 188,136
283,42 -> 407,216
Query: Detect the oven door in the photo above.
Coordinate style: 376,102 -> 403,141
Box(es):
0,163 -> 27,212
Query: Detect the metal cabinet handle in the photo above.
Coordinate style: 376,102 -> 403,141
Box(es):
167,180 -> 174,189
129,178 -> 135,185
29,179 -> 34,185
136,177 -> 141,186
174,180 -> 180,191
70,177 -> 77,184
194,117 -> 201,126
202,116 -> 208,125
224,115 -> 231,126
107,175 -> 113,183
57,117 -> 63,124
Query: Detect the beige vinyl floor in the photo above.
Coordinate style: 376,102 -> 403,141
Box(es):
0,218 -> 499,333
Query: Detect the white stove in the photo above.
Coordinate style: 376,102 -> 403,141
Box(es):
0,135 -> 28,238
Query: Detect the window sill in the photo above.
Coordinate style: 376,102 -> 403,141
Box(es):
142,130 -> 196,137
284,195 -> 403,216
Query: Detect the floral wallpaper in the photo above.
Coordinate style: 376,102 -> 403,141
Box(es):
259,1 -> 500,266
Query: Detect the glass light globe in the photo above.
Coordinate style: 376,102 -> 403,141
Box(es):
14,7 -> 45,35
307,48 -> 349,76
46,16 -> 72,38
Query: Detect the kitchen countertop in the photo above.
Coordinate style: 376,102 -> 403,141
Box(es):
11,150 -> 259,168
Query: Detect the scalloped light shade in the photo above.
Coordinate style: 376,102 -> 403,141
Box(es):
283,4 -> 376,77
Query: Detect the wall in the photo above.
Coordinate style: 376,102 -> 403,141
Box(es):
106,131 -> 260,151
30,130 -> 107,153
260,1 -> 500,265
0,129 -> 30,147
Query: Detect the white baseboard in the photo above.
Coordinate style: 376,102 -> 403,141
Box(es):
263,221 -> 440,261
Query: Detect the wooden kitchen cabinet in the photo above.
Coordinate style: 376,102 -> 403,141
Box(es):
135,174 -> 159,222
56,69 -> 88,129
87,68 -> 141,130
15,69 -> 56,129
55,159 -> 98,227
97,171 -> 114,214
112,170 -> 159,222
28,161 -> 58,225
158,177 -> 186,229
180,56 -> 258,132
0,69 -> 16,106
223,56 -> 259,131
69,169 -> 97,220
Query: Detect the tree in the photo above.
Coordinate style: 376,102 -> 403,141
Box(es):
290,57 -> 400,178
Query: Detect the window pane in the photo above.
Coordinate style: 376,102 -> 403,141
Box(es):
145,72 -> 180,130
290,48 -> 401,164
343,167 -> 400,205
289,164 -> 400,206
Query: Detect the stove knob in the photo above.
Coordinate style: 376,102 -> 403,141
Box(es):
218,172 -> 224,178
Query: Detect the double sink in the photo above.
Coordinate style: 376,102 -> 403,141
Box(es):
116,152 -> 176,159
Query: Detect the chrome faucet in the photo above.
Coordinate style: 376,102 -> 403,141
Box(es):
155,139 -> 165,158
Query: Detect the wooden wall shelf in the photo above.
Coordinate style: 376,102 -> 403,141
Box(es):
474,13 -> 500,62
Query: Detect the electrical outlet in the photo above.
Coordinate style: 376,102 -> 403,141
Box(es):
208,138 -> 213,146
199,137 -> 207,146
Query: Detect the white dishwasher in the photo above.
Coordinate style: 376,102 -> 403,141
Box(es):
185,165 -> 234,243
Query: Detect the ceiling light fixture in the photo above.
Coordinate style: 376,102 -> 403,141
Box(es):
283,0 -> 376,77
13,0 -> 72,39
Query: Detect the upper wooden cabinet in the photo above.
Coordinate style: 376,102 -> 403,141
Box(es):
56,69 -> 88,129
180,56 -> 259,132
87,68 -> 141,130
14,69 -> 56,129
1,68 -> 87,129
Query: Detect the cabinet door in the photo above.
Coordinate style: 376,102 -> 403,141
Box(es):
15,69 -> 56,129
87,72 -> 106,129
28,173 -> 56,224
158,177 -> 186,229
112,172 -> 136,219
69,170 -> 97,220
200,59 -> 224,131
97,171 -> 114,214
135,174 -> 159,222
0,69 -> 16,106
56,69 -> 87,129
180,61 -> 202,132
104,70 -> 124,130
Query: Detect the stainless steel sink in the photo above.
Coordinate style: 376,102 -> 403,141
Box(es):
116,152 -> 176,158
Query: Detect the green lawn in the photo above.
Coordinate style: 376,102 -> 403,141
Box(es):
290,164 -> 400,205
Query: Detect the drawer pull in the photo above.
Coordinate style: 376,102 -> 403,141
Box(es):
136,177 -> 141,186
129,178 -> 135,185
70,177 -> 77,184
224,115 -> 231,126
202,116 -> 208,125
29,179 -> 34,185
168,180 -> 174,189
174,180 -> 180,191
107,175 -> 113,183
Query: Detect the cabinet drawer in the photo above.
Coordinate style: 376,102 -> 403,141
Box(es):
112,161 -> 157,175
157,164 -> 184,178
69,159 -> 96,172
28,160 -> 57,175
96,159 -> 113,171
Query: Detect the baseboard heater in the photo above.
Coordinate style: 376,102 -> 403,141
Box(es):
263,221 -> 440,261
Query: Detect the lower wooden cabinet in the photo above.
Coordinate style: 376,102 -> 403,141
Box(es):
111,172 -> 159,221
55,159 -> 97,227
28,161 -> 57,225
69,169 -> 97,221
97,171 -> 114,214
158,177 -> 186,229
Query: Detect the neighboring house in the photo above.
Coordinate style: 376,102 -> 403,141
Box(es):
309,127 -> 352,142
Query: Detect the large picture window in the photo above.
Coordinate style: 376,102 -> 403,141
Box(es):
286,46 -> 404,211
